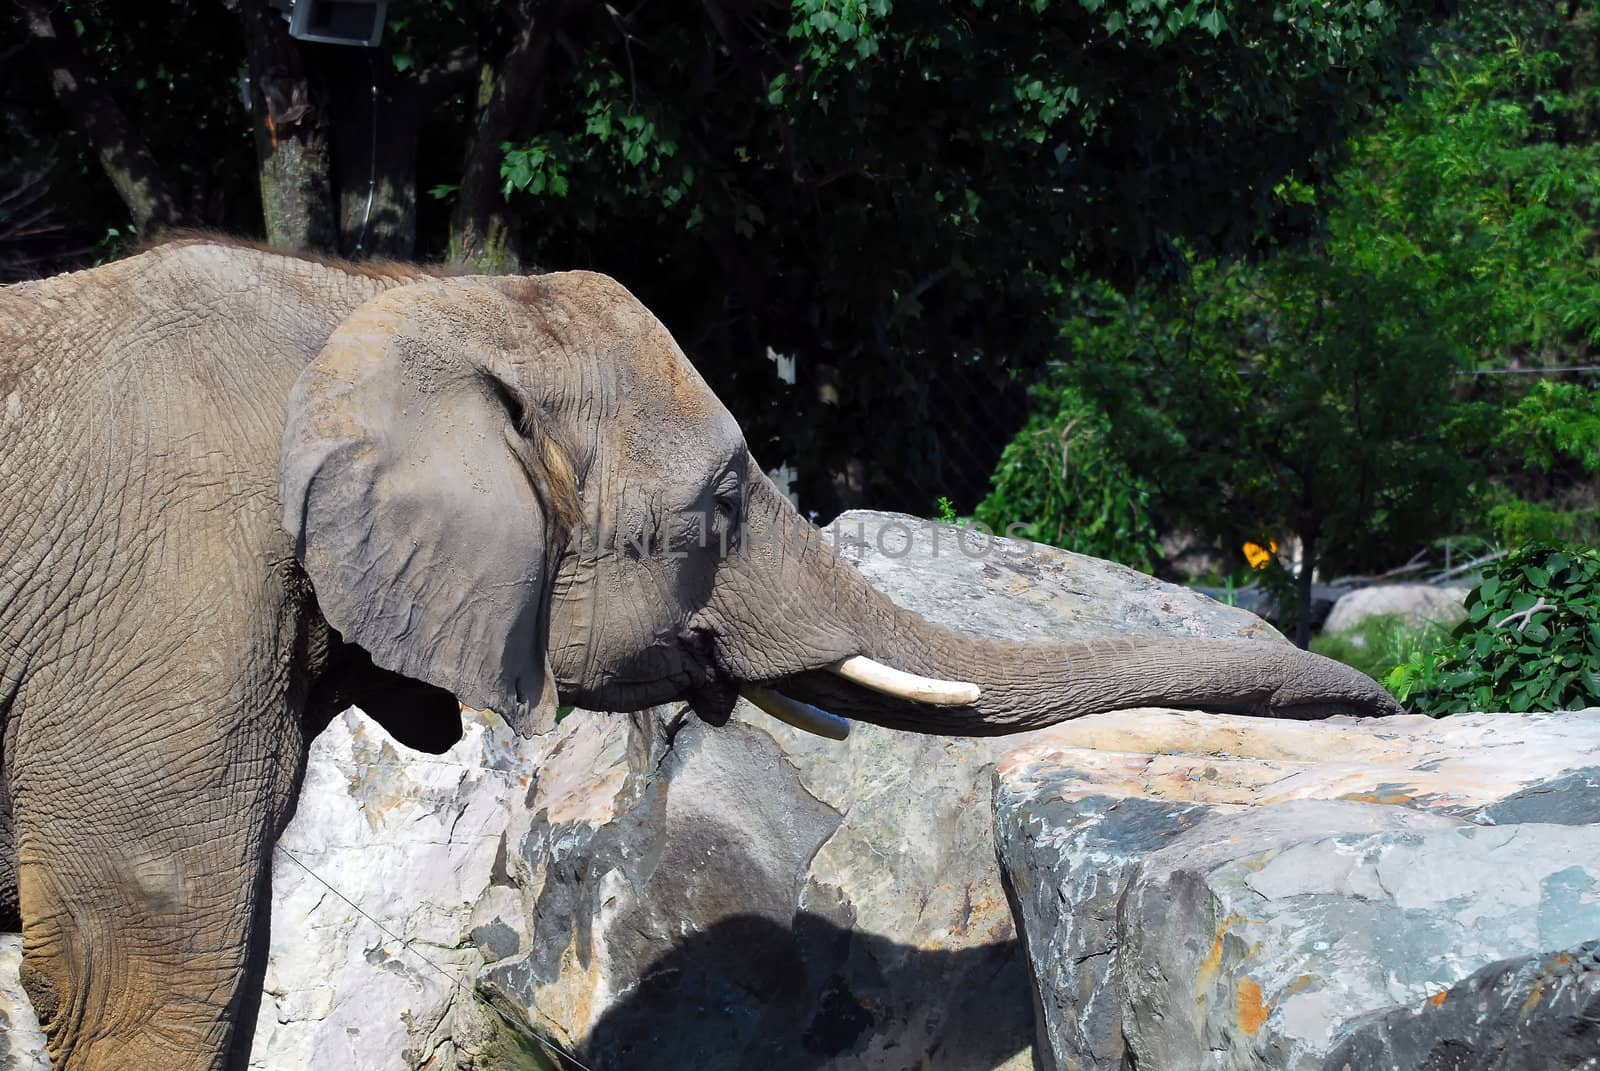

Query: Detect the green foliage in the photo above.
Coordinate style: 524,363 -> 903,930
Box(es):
975,383 -> 1159,570
934,496 -> 958,524
1312,613 -> 1456,684
987,4 -> 1600,603
1498,381 -> 1600,474
1001,244 -> 1474,588
1386,544 -> 1600,714
472,0 -> 1451,513
1344,18 -> 1600,363
1487,496 -> 1600,546
3,0 -> 1456,518
500,139 -> 570,199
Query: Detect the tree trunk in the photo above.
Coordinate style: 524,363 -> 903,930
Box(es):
326,50 -> 418,259
239,0 -> 337,251
447,9 -> 552,273
20,0 -> 181,235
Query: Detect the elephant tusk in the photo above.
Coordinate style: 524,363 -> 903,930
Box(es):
742,687 -> 852,741
827,656 -> 981,707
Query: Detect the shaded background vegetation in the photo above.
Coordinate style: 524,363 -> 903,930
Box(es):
5,0 -> 1449,517
976,2 -> 1600,644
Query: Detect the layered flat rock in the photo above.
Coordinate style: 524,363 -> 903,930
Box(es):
994,707 -> 1600,1071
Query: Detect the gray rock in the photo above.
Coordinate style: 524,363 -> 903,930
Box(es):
476,511 -> 1280,1070
1482,767 -> 1600,825
825,512 -> 1284,645
1324,941 -> 1600,1071
0,937 -> 46,1071
244,704 -> 549,1071
1128,817 -> 1600,1070
994,708 -> 1600,1071
1322,584 -> 1469,635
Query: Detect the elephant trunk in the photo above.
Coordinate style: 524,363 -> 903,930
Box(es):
712,478 -> 1401,737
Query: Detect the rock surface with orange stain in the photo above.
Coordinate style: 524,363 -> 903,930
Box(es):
994,707 -> 1600,1071
1325,940 -> 1599,1070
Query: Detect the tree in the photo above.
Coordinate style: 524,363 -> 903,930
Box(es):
974,381 -> 1160,570
996,255 -> 1476,646
980,1 -> 1600,645
4,0 -> 1453,516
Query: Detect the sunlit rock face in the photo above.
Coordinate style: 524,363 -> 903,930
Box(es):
474,512 -> 1279,1071
0,937 -> 45,1071
1,510 -> 1590,1071
246,705 -> 549,1070
994,707 -> 1600,1071
0,703 -> 544,1071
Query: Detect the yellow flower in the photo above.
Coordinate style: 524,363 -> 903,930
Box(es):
1243,539 -> 1278,570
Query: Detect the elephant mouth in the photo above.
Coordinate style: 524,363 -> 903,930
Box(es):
683,628 -> 982,742
679,627 -> 852,739
677,627 -> 744,727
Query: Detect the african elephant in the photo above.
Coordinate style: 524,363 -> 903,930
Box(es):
0,236 -> 1398,1070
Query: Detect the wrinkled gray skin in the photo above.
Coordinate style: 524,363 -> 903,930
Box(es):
0,240 -> 1398,1070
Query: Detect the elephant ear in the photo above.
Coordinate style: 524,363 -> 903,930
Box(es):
280,276 -> 579,738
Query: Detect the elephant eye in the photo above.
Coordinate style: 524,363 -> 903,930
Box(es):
704,459 -> 745,546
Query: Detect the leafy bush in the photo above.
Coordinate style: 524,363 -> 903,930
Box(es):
1485,382 -> 1600,547
1498,382 -> 1600,476
974,383 -> 1160,570
1487,497 -> 1600,547
1385,544 -> 1600,715
1312,614 -> 1456,684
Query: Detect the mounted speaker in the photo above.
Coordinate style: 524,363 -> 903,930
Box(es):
286,0 -> 387,48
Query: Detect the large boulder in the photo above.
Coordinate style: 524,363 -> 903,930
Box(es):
1321,583 -> 1470,634
994,707 -> 1600,1071
245,706 -> 550,1069
477,511 -> 1283,1070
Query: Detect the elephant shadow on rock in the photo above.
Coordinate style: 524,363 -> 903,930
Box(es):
573,912 -> 1035,1071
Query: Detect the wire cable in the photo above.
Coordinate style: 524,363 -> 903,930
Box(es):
278,846 -> 593,1071
351,47 -> 380,256
1456,365 -> 1600,375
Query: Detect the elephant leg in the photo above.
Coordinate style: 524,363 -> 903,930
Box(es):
10,680 -> 296,1071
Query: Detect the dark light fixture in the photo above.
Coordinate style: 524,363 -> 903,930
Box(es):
269,0 -> 388,48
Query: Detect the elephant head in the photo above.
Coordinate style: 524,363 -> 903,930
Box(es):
280,271 -> 1399,742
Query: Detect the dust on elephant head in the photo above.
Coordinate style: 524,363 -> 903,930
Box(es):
0,238 -> 1397,1071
